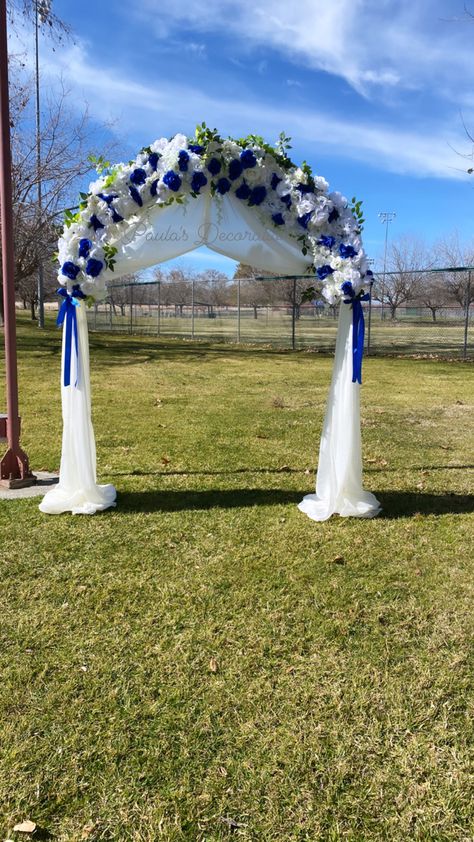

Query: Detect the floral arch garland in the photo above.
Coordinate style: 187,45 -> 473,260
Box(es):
39,126 -> 380,520
58,125 -> 371,304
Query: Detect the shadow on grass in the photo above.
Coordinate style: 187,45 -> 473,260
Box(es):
117,487 -> 305,513
112,466 -> 305,478
377,491 -> 474,518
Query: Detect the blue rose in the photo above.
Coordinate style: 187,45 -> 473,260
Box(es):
207,158 -> 221,176
317,265 -> 334,280
272,213 -> 285,226
148,152 -> 160,171
339,243 -> 358,259
319,235 -> 335,250
188,143 -> 204,154
89,214 -> 104,232
280,194 -> 292,209
235,181 -> 251,200
178,150 -> 189,172
130,168 -> 147,185
129,185 -> 143,206
271,173 -> 282,190
98,193 -> 118,204
298,212 -> 313,229
228,159 -> 243,180
85,258 -> 103,278
110,207 -> 124,223
61,261 -> 80,280
341,281 -> 354,297
78,238 -> 92,258
248,185 -> 267,206
191,171 -> 208,193
150,179 -> 158,197
216,177 -> 231,195
328,207 -> 340,223
163,170 -> 182,192
297,182 -> 313,194
240,149 -> 257,169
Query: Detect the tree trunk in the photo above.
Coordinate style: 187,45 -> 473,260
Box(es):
430,307 -> 437,322
30,299 -> 36,321
390,304 -> 397,320
253,305 -> 258,319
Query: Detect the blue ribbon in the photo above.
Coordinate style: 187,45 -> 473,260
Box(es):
57,285 -> 86,387
343,284 -> 370,385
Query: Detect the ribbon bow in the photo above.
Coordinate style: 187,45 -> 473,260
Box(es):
342,282 -> 370,385
57,285 -> 86,387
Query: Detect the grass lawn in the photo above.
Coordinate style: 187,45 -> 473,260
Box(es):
1,315 -> 473,841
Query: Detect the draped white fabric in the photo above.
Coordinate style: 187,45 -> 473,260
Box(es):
40,192 -> 379,518
298,303 -> 380,520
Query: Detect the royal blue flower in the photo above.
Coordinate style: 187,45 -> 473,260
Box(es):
207,158 -> 221,176
191,171 -> 208,193
235,181 -> 251,200
271,173 -> 282,190
178,150 -> 189,172
110,207 -> 124,223
228,159 -> 243,181
341,281 -> 354,297
328,207 -> 340,223
297,182 -> 313,194
188,143 -> 204,154
98,193 -> 118,204
85,258 -> 103,278
280,194 -> 292,209
163,170 -> 182,192
317,265 -> 334,280
150,179 -> 158,197
129,185 -> 143,206
240,149 -> 257,169
148,152 -> 160,171
298,211 -> 313,229
216,177 -> 231,194
272,213 -> 285,226
248,185 -> 267,206
89,214 -> 104,232
130,168 -> 147,185
78,238 -> 92,258
61,261 -> 80,280
319,235 -> 336,250
339,243 -> 358,259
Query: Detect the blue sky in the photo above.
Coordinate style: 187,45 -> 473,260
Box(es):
11,0 -> 474,275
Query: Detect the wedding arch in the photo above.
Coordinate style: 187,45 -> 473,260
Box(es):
39,125 -> 380,520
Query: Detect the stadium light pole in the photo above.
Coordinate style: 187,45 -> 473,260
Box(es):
378,211 -> 396,321
0,0 -> 35,486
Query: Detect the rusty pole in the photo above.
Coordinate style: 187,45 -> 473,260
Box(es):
0,0 -> 35,486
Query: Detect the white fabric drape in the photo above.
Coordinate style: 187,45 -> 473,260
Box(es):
40,192 -> 379,518
39,302 -> 116,515
298,303 -> 381,521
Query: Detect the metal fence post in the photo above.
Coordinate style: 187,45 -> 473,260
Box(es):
464,270 -> 471,360
109,300 -> 113,331
367,279 -> 374,356
237,277 -> 241,343
157,280 -> 161,335
191,279 -> 195,339
129,283 -> 133,334
292,277 -> 296,350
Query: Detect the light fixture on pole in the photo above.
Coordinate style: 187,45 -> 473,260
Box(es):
378,211 -> 396,321
35,0 -> 52,329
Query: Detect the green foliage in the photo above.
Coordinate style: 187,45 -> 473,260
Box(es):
87,152 -> 112,175
350,196 -> 365,233
103,244 -> 118,272
276,130 -> 292,156
63,207 -> 81,228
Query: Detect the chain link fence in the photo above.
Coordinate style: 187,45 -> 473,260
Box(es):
86,269 -> 473,358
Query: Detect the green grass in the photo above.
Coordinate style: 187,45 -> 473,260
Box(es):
1,315 -> 473,841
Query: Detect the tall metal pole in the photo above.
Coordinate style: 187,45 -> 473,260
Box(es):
35,0 -> 45,328
191,279 -> 195,339
0,0 -> 35,486
291,277 -> 296,350
378,212 -> 396,322
237,276 -> 241,343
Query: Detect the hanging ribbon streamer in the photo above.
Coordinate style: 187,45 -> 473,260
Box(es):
342,282 -> 370,385
57,285 -> 86,388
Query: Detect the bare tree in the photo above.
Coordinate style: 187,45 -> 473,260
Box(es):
375,236 -> 429,319
233,263 -> 271,319
434,233 -> 474,307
